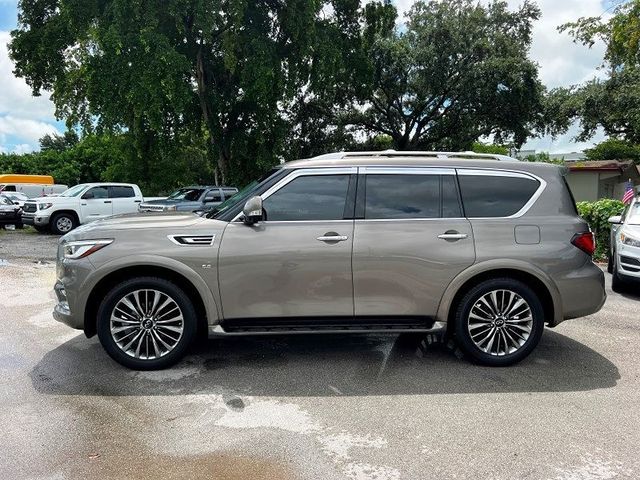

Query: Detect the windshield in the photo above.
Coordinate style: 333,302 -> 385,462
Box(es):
167,188 -> 204,202
627,203 -> 640,225
59,184 -> 88,197
205,169 -> 280,219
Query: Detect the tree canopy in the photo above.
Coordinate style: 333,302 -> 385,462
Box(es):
7,0 -> 549,189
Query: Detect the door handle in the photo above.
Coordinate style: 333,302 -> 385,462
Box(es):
317,233 -> 349,242
438,232 -> 468,240
104,200 -> 112,204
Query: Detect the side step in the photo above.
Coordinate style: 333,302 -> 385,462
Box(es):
209,317 -> 445,337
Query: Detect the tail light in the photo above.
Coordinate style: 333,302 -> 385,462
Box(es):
571,232 -> 596,256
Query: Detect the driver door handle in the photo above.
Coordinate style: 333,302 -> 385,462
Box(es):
317,233 -> 349,242
438,232 -> 468,240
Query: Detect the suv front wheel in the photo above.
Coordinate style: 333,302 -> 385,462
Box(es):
97,277 -> 197,370
454,278 -> 544,367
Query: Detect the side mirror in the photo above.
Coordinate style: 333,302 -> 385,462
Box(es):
242,196 -> 263,225
608,215 -> 622,224
82,192 -> 94,200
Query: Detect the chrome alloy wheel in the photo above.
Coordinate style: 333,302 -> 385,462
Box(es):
56,216 -> 73,233
467,289 -> 533,356
110,289 -> 184,360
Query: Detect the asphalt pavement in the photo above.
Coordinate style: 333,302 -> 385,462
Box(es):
0,228 -> 639,479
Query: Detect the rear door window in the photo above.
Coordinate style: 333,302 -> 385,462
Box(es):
458,172 -> 540,217
109,186 -> 135,198
363,174 -> 462,219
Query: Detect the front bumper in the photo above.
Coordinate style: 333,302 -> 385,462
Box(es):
52,280 -> 83,330
21,212 -> 50,227
617,243 -> 640,279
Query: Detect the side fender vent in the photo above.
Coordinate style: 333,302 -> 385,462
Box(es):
167,234 -> 215,246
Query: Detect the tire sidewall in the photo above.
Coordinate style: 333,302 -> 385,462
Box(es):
97,277 -> 197,370
455,278 -> 545,367
51,212 -> 77,235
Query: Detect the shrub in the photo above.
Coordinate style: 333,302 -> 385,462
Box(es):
576,199 -> 625,260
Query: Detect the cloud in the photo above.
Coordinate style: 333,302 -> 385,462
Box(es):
0,30 -> 60,152
0,115 -> 59,148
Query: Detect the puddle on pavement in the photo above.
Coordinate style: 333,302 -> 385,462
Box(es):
93,452 -> 297,479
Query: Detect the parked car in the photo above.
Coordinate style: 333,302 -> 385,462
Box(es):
21,183 -> 144,234
0,191 -> 29,208
138,186 -> 238,212
53,150 -> 605,370
608,194 -> 640,291
0,194 -> 23,229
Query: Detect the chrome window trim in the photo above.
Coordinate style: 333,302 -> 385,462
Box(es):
359,167 -> 456,175
231,167 -> 357,222
455,167 -> 547,219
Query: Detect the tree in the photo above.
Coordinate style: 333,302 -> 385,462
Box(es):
584,138 -> 640,163
470,142 -> 509,155
9,0 -> 362,186
548,1 -> 640,144
344,0 -> 544,150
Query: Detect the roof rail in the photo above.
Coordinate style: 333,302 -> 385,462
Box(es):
310,149 -> 520,162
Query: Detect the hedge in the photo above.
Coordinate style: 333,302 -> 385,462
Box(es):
576,199 -> 625,261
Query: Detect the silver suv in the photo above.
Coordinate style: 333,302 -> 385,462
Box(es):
53,151 -> 606,370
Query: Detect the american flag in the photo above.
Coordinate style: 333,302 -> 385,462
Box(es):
622,180 -> 635,204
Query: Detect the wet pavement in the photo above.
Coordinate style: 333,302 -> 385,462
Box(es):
1,229 -> 639,479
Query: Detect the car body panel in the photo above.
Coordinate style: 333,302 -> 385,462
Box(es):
352,218 -> 475,317
218,220 -> 355,320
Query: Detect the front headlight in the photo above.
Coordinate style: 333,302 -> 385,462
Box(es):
165,205 -> 177,211
620,232 -> 640,247
63,239 -> 113,259
39,203 -> 53,210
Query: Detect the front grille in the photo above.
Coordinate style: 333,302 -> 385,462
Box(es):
139,204 -> 165,212
620,255 -> 640,267
22,202 -> 37,213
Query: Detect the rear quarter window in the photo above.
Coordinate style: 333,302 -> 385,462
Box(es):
458,173 -> 540,218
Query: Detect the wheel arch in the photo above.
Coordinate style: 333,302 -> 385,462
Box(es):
437,261 -> 561,332
51,209 -> 80,224
83,263 -> 216,338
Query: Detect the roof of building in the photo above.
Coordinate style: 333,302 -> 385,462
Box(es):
565,160 -> 636,172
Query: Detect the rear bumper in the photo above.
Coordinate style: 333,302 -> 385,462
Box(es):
552,260 -> 606,325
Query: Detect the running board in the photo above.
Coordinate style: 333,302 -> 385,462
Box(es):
209,318 -> 446,337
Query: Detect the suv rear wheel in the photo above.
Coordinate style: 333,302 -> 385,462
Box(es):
97,277 -> 197,370
454,278 -> 544,366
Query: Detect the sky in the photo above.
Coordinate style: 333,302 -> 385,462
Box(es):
0,0 -> 617,155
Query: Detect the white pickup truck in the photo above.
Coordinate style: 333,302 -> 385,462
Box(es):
21,183 -> 146,234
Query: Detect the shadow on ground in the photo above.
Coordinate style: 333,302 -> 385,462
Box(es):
30,329 -> 619,397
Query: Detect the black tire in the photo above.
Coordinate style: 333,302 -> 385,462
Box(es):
611,258 -> 625,293
50,212 -> 77,235
34,225 -> 49,233
15,223 -> 24,229
97,277 -> 197,370
607,252 -> 614,274
454,278 -> 545,367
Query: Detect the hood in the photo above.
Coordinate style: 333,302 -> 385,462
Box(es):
65,212 -> 206,239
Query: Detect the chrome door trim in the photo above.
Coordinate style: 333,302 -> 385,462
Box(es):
358,167 -> 456,175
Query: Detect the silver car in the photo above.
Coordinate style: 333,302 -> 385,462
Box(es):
53,151 -> 606,370
608,194 -> 640,291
